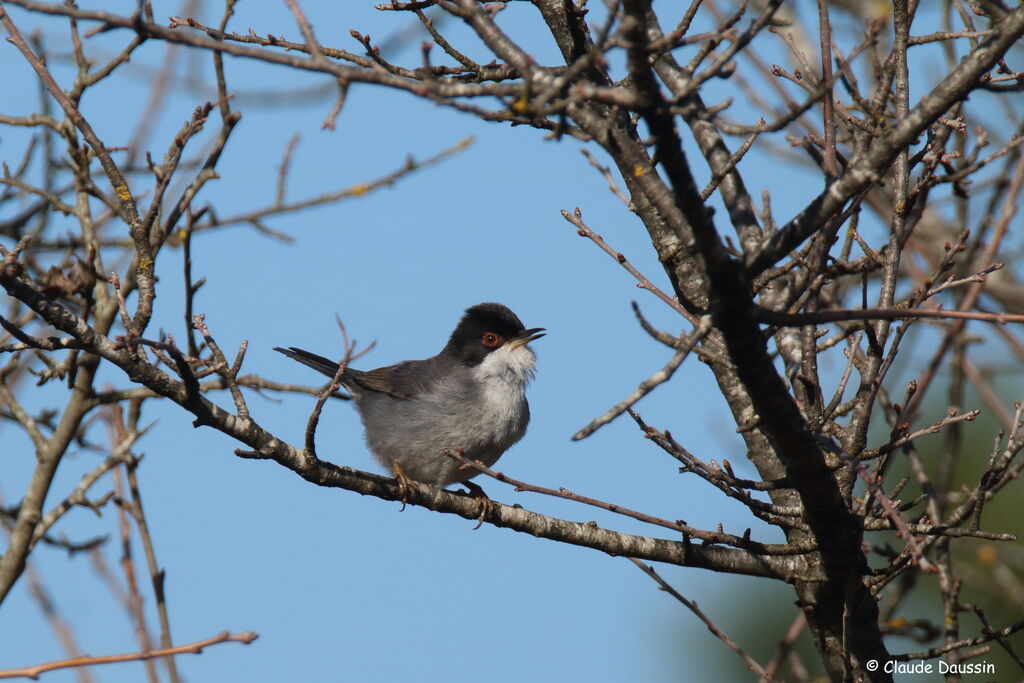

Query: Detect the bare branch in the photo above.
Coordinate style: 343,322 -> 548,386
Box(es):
0,631 -> 259,680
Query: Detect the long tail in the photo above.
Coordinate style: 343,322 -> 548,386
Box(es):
273,346 -> 347,379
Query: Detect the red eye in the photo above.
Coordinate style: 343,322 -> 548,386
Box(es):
482,332 -> 501,348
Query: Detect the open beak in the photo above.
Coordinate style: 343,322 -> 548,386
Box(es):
507,327 -> 546,349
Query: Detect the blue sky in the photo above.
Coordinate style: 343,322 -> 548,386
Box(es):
1,2 -> 1013,682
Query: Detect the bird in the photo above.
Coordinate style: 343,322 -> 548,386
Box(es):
274,302 -> 544,498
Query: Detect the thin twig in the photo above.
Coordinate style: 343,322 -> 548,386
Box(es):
816,0 -> 837,179
0,631 -> 259,680
444,450 -> 811,555
573,315 -> 711,440
630,558 -> 773,680
562,208 -> 698,324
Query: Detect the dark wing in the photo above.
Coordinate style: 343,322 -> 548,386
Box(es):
349,359 -> 435,400
275,346 -> 435,400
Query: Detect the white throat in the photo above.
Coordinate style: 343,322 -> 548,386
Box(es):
471,343 -> 537,392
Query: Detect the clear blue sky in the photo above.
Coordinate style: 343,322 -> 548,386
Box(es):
0,2 -> 990,682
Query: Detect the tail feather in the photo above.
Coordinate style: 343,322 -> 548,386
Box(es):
274,346 -> 346,379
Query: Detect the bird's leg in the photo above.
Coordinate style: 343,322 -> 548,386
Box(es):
462,479 -> 493,530
392,460 -> 416,511
447,448 -> 494,528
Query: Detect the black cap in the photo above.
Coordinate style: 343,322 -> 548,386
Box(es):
444,303 -> 541,366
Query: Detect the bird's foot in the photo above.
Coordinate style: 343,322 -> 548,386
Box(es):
462,480 -> 493,530
392,460 -> 416,511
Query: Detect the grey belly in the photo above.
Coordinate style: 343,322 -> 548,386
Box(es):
356,392 -> 529,487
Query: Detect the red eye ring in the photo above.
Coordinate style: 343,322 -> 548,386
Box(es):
482,332 -> 501,348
